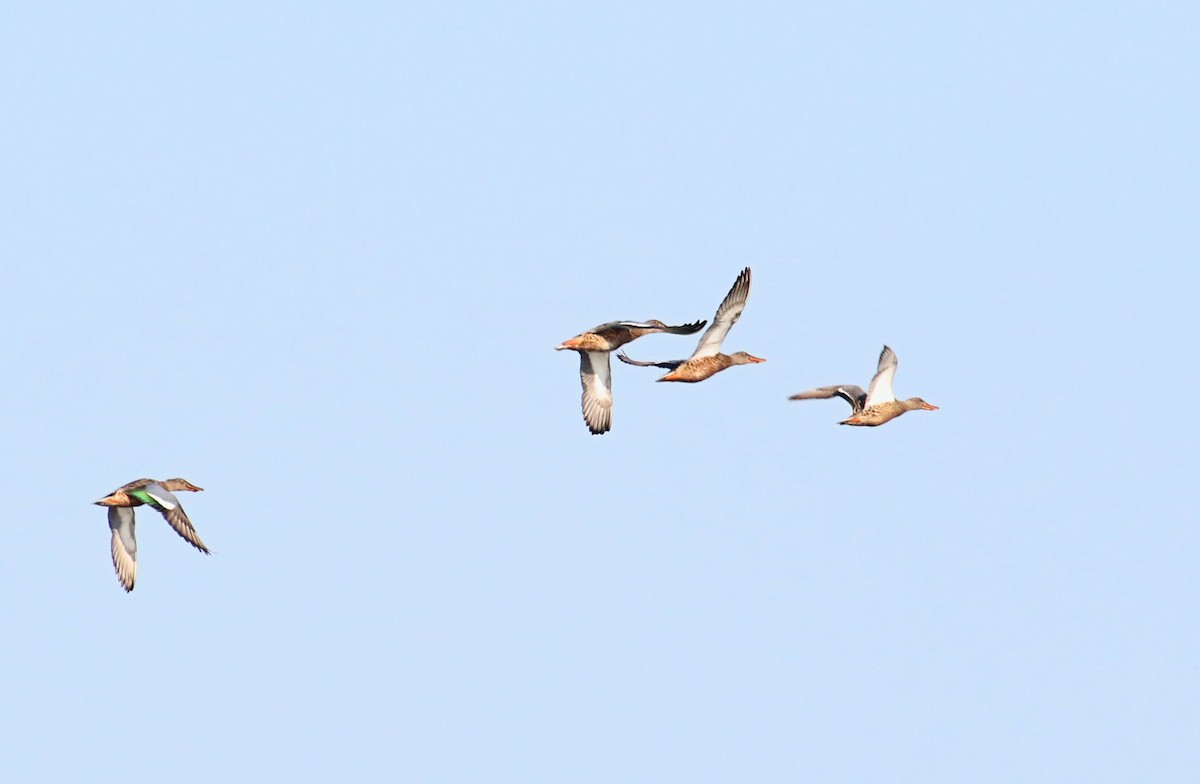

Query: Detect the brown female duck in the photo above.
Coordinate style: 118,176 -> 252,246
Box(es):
557,319 -> 706,434
789,345 -> 937,426
617,267 -> 765,383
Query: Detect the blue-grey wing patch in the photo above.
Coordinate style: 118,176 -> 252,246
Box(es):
141,483 -> 180,511
144,484 -> 210,554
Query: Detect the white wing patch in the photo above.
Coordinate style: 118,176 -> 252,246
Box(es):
145,488 -> 178,510
691,267 -> 752,359
579,351 -> 613,434
865,346 -> 898,408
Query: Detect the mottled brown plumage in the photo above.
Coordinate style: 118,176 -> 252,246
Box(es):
652,351 -> 765,383
840,397 -> 938,427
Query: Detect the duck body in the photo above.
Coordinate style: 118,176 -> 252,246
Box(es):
840,397 -> 938,426
656,351 -> 766,383
97,477 -> 198,509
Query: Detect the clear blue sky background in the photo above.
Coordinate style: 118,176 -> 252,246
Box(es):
3,3 -> 1197,782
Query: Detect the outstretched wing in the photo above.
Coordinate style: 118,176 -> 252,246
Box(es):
864,345 -> 898,408
691,268 -> 752,358
587,319 -> 705,334
108,507 -> 137,592
789,384 -> 868,414
142,483 -> 210,554
588,320 -> 657,332
578,351 -> 613,435
615,351 -> 684,371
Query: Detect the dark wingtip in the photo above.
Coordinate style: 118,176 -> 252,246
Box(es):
662,319 -> 706,335
187,539 -> 212,555
584,414 -> 610,435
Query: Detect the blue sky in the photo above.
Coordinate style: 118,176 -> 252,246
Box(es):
3,3 -> 1197,781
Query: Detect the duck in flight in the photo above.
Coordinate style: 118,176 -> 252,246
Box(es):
617,267 -> 765,383
95,477 -> 208,592
789,345 -> 938,426
556,319 -> 706,434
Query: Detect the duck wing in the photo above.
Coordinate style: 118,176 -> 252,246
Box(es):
578,351 -> 613,435
789,384 -> 868,413
141,483 -> 210,554
108,507 -> 137,592
615,351 -> 684,371
587,319 -> 705,334
864,345 -> 898,408
690,268 -> 751,359
660,319 -> 707,335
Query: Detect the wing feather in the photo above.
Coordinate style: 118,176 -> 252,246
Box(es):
789,384 -> 867,413
108,507 -> 137,592
864,346 -> 898,408
691,268 -> 752,358
616,351 -> 684,371
579,351 -> 613,434
144,484 -> 210,554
